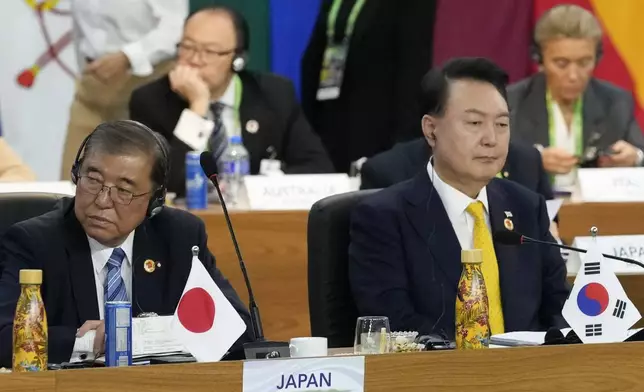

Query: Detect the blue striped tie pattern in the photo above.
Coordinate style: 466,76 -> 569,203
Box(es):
208,102 -> 228,165
105,248 -> 128,303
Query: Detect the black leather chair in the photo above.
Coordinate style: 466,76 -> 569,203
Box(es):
0,192 -> 62,278
0,192 -> 62,239
307,189 -> 379,348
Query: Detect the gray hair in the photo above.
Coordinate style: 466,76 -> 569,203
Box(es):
534,5 -> 602,47
82,120 -> 169,189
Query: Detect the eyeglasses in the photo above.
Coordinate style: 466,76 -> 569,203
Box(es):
176,42 -> 236,63
78,176 -> 154,206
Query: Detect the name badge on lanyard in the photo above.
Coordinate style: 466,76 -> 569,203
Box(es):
317,0 -> 367,101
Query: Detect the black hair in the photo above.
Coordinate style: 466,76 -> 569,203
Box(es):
418,57 -> 509,117
185,6 -> 250,52
82,120 -> 169,190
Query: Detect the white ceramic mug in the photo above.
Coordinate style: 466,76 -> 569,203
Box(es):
289,337 -> 328,358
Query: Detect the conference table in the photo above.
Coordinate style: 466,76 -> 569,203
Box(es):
197,201 -> 644,342
4,342 -> 644,391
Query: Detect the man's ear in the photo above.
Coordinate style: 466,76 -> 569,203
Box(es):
422,114 -> 438,148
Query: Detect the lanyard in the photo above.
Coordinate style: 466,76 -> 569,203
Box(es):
327,0 -> 367,43
546,91 -> 583,157
232,74 -> 243,135
233,74 -> 242,111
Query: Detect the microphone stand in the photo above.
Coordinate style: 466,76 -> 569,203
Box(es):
209,174 -> 289,359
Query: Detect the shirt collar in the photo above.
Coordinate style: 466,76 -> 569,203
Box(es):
427,158 -> 489,220
88,231 -> 135,274
217,76 -> 236,108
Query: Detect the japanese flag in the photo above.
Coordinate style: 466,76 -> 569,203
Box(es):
171,251 -> 247,362
562,241 -> 641,343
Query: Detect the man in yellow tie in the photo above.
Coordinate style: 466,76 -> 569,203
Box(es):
348,57 -> 569,338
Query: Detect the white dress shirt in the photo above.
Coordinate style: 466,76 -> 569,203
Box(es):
87,231 -> 135,320
551,101 -> 578,191
72,0 -> 188,76
427,159 -> 491,250
173,77 -> 241,151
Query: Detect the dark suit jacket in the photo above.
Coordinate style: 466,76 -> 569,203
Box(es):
349,173 -> 569,337
130,71 -> 334,196
361,138 -> 554,201
301,0 -> 437,172
0,198 -> 253,367
508,73 -> 644,156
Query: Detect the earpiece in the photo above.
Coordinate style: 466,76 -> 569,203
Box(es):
232,55 -> 246,72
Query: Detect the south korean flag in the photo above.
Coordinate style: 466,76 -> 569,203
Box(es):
562,241 -> 641,343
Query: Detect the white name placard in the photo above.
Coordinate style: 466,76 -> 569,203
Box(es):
245,174 -> 352,210
0,181 -> 75,196
567,235 -> 644,275
578,168 -> 644,202
243,356 -> 365,392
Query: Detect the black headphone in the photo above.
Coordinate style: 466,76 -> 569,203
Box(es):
531,5 -> 603,65
70,121 -> 170,218
531,40 -> 603,65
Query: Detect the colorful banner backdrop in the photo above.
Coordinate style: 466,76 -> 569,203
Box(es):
269,0 -> 322,98
433,0 -> 533,83
0,0 -> 77,180
535,0 -> 644,129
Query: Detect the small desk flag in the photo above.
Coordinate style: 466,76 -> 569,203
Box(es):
562,241 -> 641,343
172,249 -> 247,361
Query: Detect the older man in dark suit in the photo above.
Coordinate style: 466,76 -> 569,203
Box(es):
130,6 -> 333,196
0,121 -> 252,367
349,58 -> 569,338
508,5 -> 644,192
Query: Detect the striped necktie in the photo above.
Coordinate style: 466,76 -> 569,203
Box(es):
105,248 -> 128,303
466,201 -> 505,334
208,102 -> 228,165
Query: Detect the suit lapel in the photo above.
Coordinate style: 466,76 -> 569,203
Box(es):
582,81 -> 608,149
131,221 -> 168,316
403,171 -> 462,290
63,202 -> 99,323
518,74 -> 549,147
486,180 -> 522,328
238,72 -> 276,162
347,0 -> 379,48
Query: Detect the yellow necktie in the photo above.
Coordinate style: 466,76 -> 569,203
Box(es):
465,201 -> 505,334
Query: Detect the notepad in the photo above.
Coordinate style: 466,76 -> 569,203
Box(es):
491,328 -> 642,347
69,316 -> 188,364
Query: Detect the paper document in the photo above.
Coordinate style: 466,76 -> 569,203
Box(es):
133,316 -> 185,356
70,316 -> 187,363
491,328 -> 642,347
546,199 -> 564,222
490,331 -> 546,346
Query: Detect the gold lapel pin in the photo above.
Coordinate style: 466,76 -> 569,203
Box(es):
144,259 -> 156,273
504,218 -> 514,231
